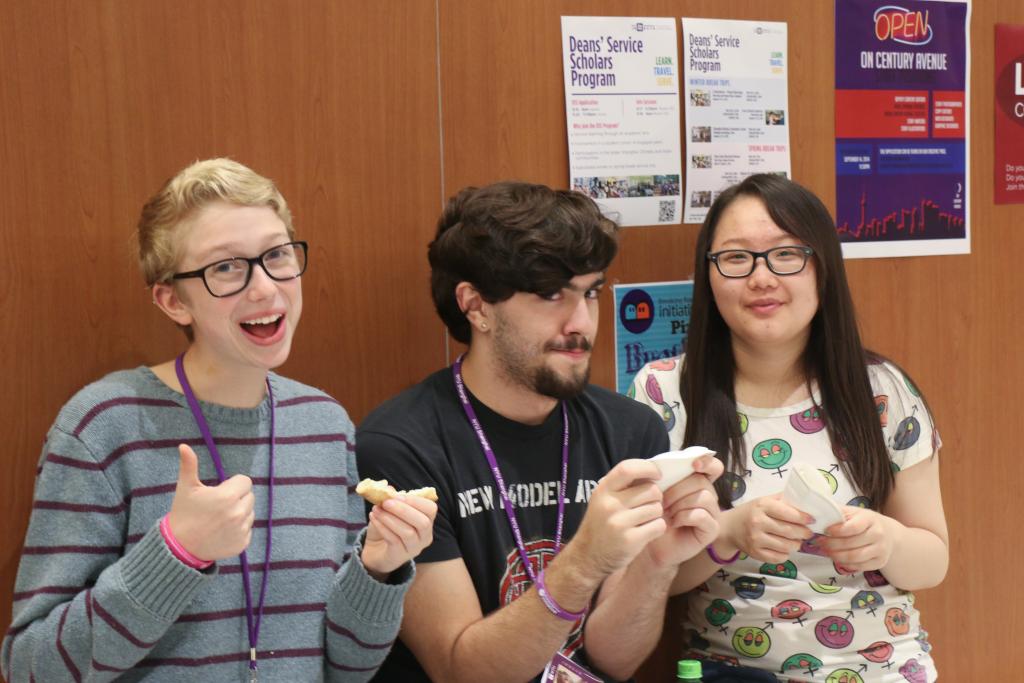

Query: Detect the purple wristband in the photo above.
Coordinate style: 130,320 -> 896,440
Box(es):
534,570 -> 587,622
707,544 -> 740,565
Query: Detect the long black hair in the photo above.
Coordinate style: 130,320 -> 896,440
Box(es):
682,174 -> 895,509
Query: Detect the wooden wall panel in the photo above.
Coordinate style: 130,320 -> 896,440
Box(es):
2,0 -> 1020,680
440,1 -> 1019,680
0,0 -> 444,659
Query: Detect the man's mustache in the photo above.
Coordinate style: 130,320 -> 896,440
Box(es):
546,336 -> 592,352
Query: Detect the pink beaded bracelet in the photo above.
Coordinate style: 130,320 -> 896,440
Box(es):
159,515 -> 213,570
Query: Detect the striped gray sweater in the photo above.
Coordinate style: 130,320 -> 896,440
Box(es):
2,367 -> 411,682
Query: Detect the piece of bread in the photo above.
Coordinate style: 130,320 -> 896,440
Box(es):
403,486 -> 439,501
356,478 -> 439,505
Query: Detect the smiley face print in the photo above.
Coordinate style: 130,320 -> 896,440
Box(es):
705,598 -> 736,627
825,669 -> 864,683
732,626 -> 771,658
815,616 -> 854,649
790,405 -> 825,434
752,438 -> 792,476
885,607 -> 911,636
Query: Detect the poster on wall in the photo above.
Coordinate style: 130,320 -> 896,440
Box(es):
561,16 -> 683,227
680,17 -> 791,225
995,24 -> 1024,205
835,0 -> 971,258
613,280 -> 693,396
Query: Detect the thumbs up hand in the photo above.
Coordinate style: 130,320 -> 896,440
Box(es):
166,444 -> 256,562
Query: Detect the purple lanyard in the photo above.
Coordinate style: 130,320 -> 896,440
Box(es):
452,355 -> 569,583
175,354 -> 274,678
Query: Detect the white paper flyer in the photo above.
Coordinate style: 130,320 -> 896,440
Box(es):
561,16 -> 682,227
681,18 -> 791,224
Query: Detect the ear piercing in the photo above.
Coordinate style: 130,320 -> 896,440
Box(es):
480,322 -> 488,331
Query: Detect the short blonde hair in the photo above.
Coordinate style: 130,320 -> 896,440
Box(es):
137,158 -> 294,286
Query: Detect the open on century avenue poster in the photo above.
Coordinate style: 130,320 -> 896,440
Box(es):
835,0 -> 970,258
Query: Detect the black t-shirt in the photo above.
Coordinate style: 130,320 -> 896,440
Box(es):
356,367 -> 669,682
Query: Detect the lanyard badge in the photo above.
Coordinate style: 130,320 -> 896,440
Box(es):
453,357 -> 598,680
452,355 -> 570,582
175,354 -> 275,681
543,652 -> 602,683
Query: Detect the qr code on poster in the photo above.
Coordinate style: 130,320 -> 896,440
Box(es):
658,200 -> 675,223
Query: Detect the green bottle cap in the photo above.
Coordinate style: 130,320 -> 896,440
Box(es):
677,659 -> 702,679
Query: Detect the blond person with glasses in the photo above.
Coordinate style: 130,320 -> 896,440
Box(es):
629,174 -> 947,682
3,159 -> 436,682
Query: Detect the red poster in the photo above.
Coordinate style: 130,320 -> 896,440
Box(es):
995,24 -> 1024,204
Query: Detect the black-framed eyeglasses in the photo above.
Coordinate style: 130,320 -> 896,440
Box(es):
707,245 -> 814,278
171,241 -> 308,297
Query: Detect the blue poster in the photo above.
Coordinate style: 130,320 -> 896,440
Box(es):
612,280 -> 693,395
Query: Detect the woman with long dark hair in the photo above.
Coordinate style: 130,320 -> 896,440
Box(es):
631,174 -> 947,682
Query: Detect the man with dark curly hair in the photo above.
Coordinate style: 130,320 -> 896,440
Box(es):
357,181 -> 724,683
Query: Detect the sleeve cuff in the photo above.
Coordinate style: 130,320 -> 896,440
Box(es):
331,528 -> 414,624
118,523 -> 215,621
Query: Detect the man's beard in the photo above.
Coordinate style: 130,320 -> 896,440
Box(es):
493,322 -> 592,400
532,359 -> 591,399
